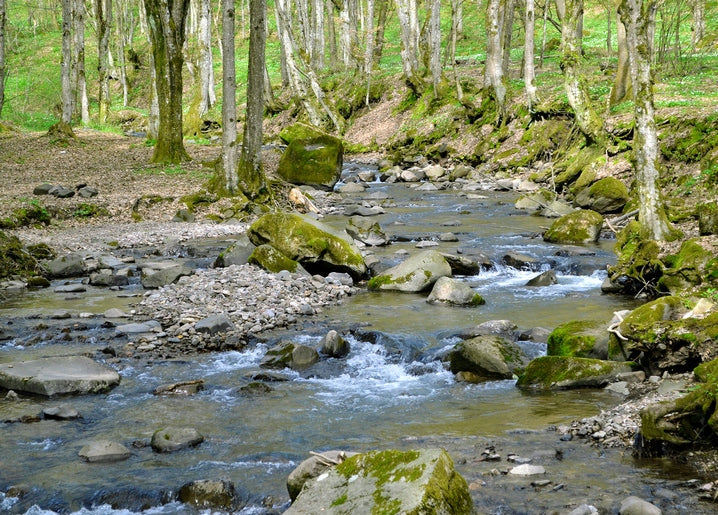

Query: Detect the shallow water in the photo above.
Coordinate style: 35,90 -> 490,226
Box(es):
0,168 -> 711,514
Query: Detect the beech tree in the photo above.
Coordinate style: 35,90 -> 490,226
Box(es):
396,0 -> 422,93
96,0 -> 112,123
0,0 -> 6,118
618,0 -> 678,241
524,0 -> 538,111
144,0 -> 191,163
72,0 -> 89,124
60,0 -> 74,125
485,0 -> 507,122
220,0 -> 237,192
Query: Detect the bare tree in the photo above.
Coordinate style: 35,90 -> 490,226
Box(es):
427,0 -> 441,95
485,0 -> 507,122
618,0 -> 678,241
396,0 -> 422,93
144,0 -> 191,163
609,13 -> 631,107
691,0 -> 704,52
220,0 -> 237,192
311,0 -> 325,69
72,0 -> 89,124
524,0 -> 538,111
198,0 -> 215,115
0,0 -> 6,118
96,0 -> 112,123
61,0 -> 74,125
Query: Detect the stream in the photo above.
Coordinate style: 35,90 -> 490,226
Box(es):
0,164 -> 712,514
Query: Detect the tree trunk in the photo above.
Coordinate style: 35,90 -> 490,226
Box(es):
326,0 -> 337,70
691,0 -> 704,52
618,0 -> 677,241
96,0 -> 112,123
427,0 -> 441,95
0,0 -> 6,118
220,0 -> 238,193
238,0 -> 268,198
115,0 -> 129,106
372,0 -> 388,65
339,0 -> 358,69
609,12 -> 631,107
198,0 -> 215,115
72,0 -> 89,124
61,0 -> 73,124
311,0 -> 325,69
557,0 -> 602,143
485,0 -> 506,123
144,0 -> 191,163
500,0 -> 514,78
524,0 -> 538,111
396,0 -> 422,93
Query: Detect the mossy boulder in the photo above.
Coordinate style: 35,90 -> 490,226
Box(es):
658,238 -> 718,294
516,356 -> 634,390
448,335 -> 527,380
248,212 -> 366,280
512,118 -> 573,173
514,189 -> 557,212
277,131 -> 344,191
346,216 -> 389,247
0,231 -> 42,279
279,122 -> 328,144
547,319 -> 609,359
368,250 -> 452,293
248,244 -> 304,274
698,202 -> 718,236
553,146 -> 604,188
284,448 -> 474,515
604,221 -> 665,297
214,237 -> 255,268
543,209 -> 604,244
574,177 -> 629,214
427,277 -> 485,306
639,357 -> 718,447
610,297 -> 718,374
178,479 -> 243,511
259,341 -> 320,371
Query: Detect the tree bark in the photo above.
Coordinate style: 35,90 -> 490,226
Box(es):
311,0 -> 325,69
72,0 -> 89,124
326,0 -> 337,70
609,12 -> 631,107
618,0 -> 677,241
427,0 -> 441,95
144,0 -> 191,163
485,0 -> 506,123
524,0 -> 538,111
372,0 -> 388,65
198,0 -> 215,115
500,0 -> 514,77
691,0 -> 704,52
96,0 -> 112,123
61,0 -> 74,124
238,0 -> 268,198
557,0 -> 603,143
0,0 -> 6,118
221,0 -> 237,193
396,0 -> 422,93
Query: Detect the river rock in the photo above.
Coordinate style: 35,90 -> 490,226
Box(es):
277,129 -> 343,191
214,237 -> 255,268
78,440 -> 131,463
338,182 -> 366,193
0,356 -> 120,397
425,164 -> 445,180
89,271 -> 129,287
260,341 -> 319,370
319,330 -> 350,358
43,406 -> 81,420
284,448 -> 473,515
568,504 -> 599,515
326,272 -> 353,286
502,252 -> 540,270
249,243 -> 304,274
103,308 -> 128,318
77,186 -> 98,198
44,254 -> 86,278
508,464 -> 546,476
574,177 -> 629,214
368,250 -> 451,292
543,209 -> 604,244
514,189 -> 556,212
526,270 -> 557,287
151,426 -> 204,453
458,319 -> 518,341
34,183 -> 54,195
346,216 -> 389,246
427,277 -> 485,306
287,451 -> 358,501
441,253 -> 482,275
343,204 -> 385,216
516,356 -> 634,390
619,496 -> 662,515
140,263 -> 191,288
248,212 -> 366,280
115,320 -> 161,335
178,479 -> 243,511
195,314 -> 234,334
449,335 -> 527,380
548,319 -> 610,359
49,185 -> 75,198
54,283 -> 87,293
540,199 -> 576,218
154,380 -> 205,396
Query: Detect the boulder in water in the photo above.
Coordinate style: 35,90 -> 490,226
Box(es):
178,479 -> 244,511
368,250 -> 451,293
574,177 -> 629,214
449,335 -> 527,380
78,440 -> 131,463
214,237 -> 255,268
286,450 -> 358,501
260,341 -> 320,371
346,216 -> 389,247
150,426 -> 204,453
516,356 -> 634,390
543,210 -> 604,244
526,270 -> 558,287
319,330 -> 350,358
427,277 -> 485,306
547,319 -> 610,360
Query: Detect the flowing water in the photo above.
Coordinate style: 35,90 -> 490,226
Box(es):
0,165 -> 711,514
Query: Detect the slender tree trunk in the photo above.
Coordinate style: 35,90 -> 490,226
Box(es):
609,12 -> 631,106
238,0 -> 268,197
364,0 -> 375,76
198,0 -> 215,115
326,0 -> 337,70
691,0 -> 704,52
339,0 -> 358,69
557,0 -> 602,143
428,0 -> 441,95
524,0 -> 538,111
115,0 -> 129,106
0,0 -> 6,118
605,3 -> 612,56
144,0 -> 191,163
619,0 -> 677,241
396,0 -> 422,93
221,0 -> 237,193
61,0 -> 74,124
485,0 -> 506,123
373,0 -> 388,65
500,0 -> 514,77
97,0 -> 112,123
311,0 -> 325,69
72,0 -> 89,124
539,0 -> 548,68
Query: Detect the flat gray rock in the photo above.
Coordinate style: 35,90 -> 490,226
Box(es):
0,356 -> 120,397
79,440 -> 131,462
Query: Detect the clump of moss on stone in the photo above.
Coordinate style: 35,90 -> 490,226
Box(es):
0,231 -> 43,279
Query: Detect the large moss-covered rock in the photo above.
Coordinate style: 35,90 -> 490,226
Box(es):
574,177 -> 629,214
277,125 -> 344,191
368,250 -> 451,292
603,221 -> 665,296
610,297 -> 718,374
547,319 -> 609,359
448,335 -> 527,380
260,340 -> 320,371
658,238 -> 718,294
248,213 -> 366,280
543,209 -> 604,244
279,122 -> 327,144
514,189 -> 557,212
284,448 -> 474,515
248,244 -> 303,274
516,356 -> 634,390
0,231 -> 41,279
178,479 -> 243,511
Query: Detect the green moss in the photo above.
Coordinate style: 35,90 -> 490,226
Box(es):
0,231 -> 42,279
517,356 -> 634,389
543,209 -> 603,244
659,239 -> 717,293
248,244 -> 299,273
554,146 -> 603,188
471,294 -> 486,306
368,275 -> 394,290
331,494 -> 348,507
547,320 -> 606,358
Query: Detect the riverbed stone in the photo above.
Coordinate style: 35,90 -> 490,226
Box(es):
449,335 -> 527,380
178,479 -> 243,511
516,356 -> 634,390
248,212 -> 366,280
540,199 -> 576,218
526,270 -> 558,287
502,252 -> 540,270
260,341 -> 319,370
154,380 -> 205,396
543,210 -> 604,244
78,440 -> 131,463
514,189 -> 556,212
319,330 -> 350,358
458,320 -> 518,342
427,276 -> 485,306
284,448 -> 473,515
214,237 -> 255,268
547,319 -> 610,360
44,254 -> 86,278
508,464 -> 546,476
151,426 -> 204,453
345,216 -> 389,246
287,451 -> 359,501
195,314 -> 234,334
619,496 -> 662,515
368,250 -> 451,292
115,320 -> 161,335
43,406 -> 81,420
277,131 -> 343,191
89,270 -> 129,287
249,243 -> 304,274
0,356 -> 120,397
140,263 -> 191,288
441,253 -> 482,275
